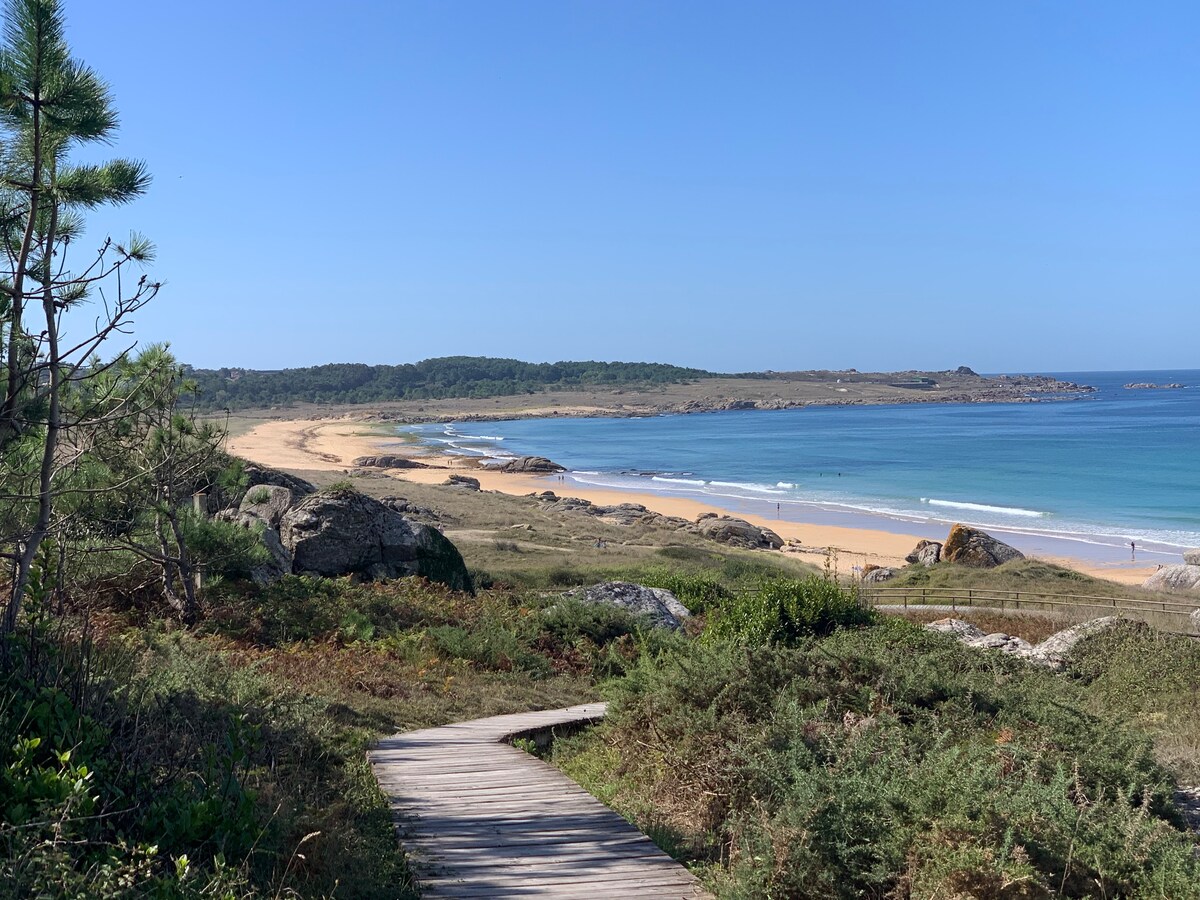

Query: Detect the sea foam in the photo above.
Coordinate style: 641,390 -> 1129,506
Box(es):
709,480 -> 788,494
921,498 -> 1046,518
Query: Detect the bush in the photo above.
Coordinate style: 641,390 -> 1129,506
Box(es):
428,623 -> 550,676
637,569 -> 732,614
564,620 -> 1200,898
707,575 -> 872,644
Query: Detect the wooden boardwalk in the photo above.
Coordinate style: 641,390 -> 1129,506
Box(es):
369,703 -> 714,898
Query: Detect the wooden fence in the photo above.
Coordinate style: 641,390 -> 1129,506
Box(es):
859,585 -> 1200,636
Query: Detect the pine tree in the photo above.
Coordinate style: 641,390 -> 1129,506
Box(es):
0,0 -> 157,633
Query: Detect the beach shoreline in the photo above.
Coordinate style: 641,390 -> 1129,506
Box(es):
226,417 -> 1162,587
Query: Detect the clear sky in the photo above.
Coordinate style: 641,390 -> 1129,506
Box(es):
63,1 -> 1199,373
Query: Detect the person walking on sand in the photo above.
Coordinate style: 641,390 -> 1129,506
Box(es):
1130,540 -> 1136,561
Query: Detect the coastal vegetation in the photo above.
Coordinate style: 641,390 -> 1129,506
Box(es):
0,4 -> 1196,898
551,619 -> 1200,898
188,357 -> 713,409
190,357 -> 1093,413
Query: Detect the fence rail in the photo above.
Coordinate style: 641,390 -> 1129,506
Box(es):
860,585 -> 1200,635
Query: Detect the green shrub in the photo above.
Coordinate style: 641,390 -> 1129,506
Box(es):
707,575 -> 872,644
0,632 -> 272,896
428,623 -> 550,676
178,512 -> 270,580
637,569 -> 732,614
539,598 -> 645,646
569,621 -> 1200,898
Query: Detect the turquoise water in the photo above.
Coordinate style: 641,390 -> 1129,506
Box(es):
406,370 -> 1200,564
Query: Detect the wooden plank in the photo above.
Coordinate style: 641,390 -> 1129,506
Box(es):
369,703 -> 714,898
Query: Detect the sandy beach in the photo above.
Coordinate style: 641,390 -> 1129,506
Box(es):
227,418 -> 1160,586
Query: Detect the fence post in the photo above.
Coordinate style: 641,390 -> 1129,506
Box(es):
192,492 -> 207,592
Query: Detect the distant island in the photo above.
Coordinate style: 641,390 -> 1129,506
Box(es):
188,356 -> 1095,417
1125,382 -> 1186,390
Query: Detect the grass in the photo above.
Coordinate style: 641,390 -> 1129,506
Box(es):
888,557 -> 1177,602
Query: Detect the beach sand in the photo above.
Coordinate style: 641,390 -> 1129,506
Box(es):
226,418 -> 1160,586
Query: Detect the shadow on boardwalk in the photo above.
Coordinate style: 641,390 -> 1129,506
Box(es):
370,704 -> 712,898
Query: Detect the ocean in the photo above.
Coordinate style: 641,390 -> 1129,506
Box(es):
403,370 -> 1200,565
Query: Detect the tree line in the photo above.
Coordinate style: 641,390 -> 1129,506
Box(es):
187,356 -> 719,408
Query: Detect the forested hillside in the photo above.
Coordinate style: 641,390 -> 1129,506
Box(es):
187,356 -> 717,408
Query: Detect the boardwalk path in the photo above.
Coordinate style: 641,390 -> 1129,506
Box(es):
369,703 -> 714,898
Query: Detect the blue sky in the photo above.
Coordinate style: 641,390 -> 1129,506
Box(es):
63,1 -> 1199,373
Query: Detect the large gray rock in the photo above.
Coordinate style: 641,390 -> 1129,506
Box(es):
498,456 -> 566,474
242,463 -> 317,498
444,474 -> 481,491
694,514 -> 784,550
926,615 -> 1125,667
1142,564 -> 1200,594
1183,548 -> 1200,566
862,566 -> 897,584
279,489 -> 472,591
379,496 -> 440,521
352,455 -> 428,470
926,618 -> 986,640
1028,616 -> 1123,669
905,540 -> 942,566
972,632 -> 1034,654
238,484 -> 293,529
561,582 -> 692,631
926,618 -> 1031,654
594,503 -> 653,526
941,524 -> 1024,568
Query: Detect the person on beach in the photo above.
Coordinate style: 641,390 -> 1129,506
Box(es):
1130,540 -> 1136,561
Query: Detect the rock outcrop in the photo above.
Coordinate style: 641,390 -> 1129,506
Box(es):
941,524 -> 1024,568
242,463 -> 317,498
694,514 -> 784,550
1183,548 -> 1200,566
352,455 -> 428,469
1026,616 -> 1123,669
279,490 -> 472,591
379,496 -> 440,521
596,503 -> 655,527
905,540 -> 942,566
444,474 -> 481,491
926,615 -> 1123,668
925,618 -> 985,640
1142,564 -> 1200,594
925,617 -> 1033,653
239,484 -> 294,529
498,456 -> 566,474
861,567 -> 897,584
561,582 -> 691,630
